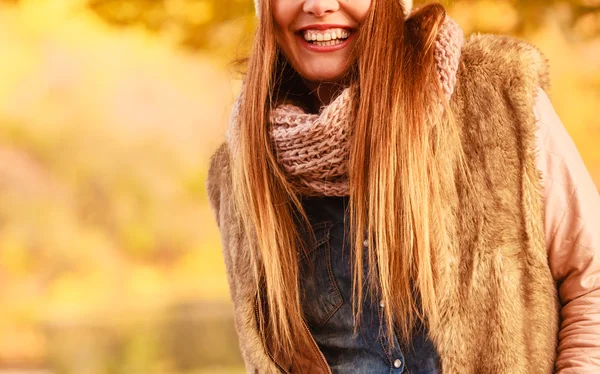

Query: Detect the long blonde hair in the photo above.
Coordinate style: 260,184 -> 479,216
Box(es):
231,0 -> 472,360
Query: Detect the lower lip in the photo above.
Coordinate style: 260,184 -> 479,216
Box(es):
296,31 -> 355,52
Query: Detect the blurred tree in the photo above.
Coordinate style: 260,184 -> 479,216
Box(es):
82,0 -> 600,49
0,0 -> 596,371
2,0 -> 595,49
87,0 -> 255,49
434,0 -> 600,36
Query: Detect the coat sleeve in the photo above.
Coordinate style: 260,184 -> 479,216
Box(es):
534,87 -> 600,373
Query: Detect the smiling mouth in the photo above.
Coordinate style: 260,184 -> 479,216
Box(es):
299,28 -> 352,47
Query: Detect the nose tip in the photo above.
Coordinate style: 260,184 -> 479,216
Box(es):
303,0 -> 339,17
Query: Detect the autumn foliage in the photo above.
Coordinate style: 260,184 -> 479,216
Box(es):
0,0 -> 597,372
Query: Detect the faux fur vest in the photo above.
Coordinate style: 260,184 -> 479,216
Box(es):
206,34 -> 560,373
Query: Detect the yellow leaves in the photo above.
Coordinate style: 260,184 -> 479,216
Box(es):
449,0 -> 519,35
170,240 -> 231,301
582,0 -> 600,7
166,0 -> 214,26
574,11 -> 600,37
128,264 -> 167,302
0,226 -> 31,276
121,221 -> 156,257
17,0 -> 75,33
0,0 -> 597,370
16,0 -> 100,37
47,271 -> 111,315
529,16 -> 600,159
0,322 -> 47,365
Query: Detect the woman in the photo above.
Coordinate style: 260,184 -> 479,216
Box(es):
206,0 -> 600,373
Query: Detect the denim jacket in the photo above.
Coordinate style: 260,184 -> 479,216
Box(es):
300,195 -> 440,374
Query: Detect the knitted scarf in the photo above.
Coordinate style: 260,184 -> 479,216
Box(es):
228,16 -> 464,197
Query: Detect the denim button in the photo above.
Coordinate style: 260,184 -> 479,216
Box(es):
393,359 -> 402,368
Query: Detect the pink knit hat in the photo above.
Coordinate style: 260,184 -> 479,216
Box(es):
253,0 -> 413,18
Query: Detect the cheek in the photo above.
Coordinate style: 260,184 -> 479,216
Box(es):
271,1 -> 297,52
271,1 -> 300,66
271,1 -> 294,34
348,0 -> 372,22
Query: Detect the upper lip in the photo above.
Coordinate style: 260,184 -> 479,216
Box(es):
297,24 -> 354,32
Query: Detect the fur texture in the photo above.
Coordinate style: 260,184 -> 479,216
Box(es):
426,33 -> 560,373
206,33 -> 560,373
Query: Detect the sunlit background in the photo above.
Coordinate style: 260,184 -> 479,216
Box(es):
0,0 -> 598,373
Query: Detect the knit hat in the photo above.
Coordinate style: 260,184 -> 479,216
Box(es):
253,0 -> 414,18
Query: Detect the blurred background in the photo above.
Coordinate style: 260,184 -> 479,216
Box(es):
0,0 -> 598,373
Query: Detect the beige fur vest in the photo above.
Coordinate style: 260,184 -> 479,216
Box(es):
206,34 -> 560,373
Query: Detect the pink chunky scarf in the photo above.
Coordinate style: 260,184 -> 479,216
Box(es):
229,16 -> 464,197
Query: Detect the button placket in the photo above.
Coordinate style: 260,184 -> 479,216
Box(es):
368,232 -> 406,373
377,298 -> 406,373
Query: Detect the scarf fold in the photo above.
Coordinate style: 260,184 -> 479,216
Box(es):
228,16 -> 464,197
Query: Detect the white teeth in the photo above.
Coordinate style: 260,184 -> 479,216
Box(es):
302,28 -> 351,42
312,39 -> 344,46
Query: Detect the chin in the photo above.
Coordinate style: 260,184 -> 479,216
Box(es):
300,66 -> 348,83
